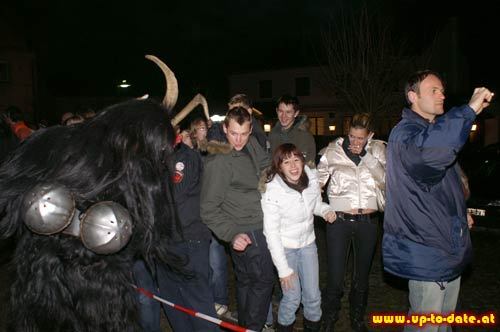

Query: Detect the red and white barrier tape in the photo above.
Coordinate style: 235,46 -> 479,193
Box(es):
132,285 -> 257,332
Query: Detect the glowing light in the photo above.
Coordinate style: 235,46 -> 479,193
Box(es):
471,124 -> 477,131
210,114 -> 226,122
329,125 -> 336,131
118,80 -> 131,88
264,124 -> 271,132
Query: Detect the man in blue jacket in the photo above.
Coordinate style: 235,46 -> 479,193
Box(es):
383,70 -> 494,331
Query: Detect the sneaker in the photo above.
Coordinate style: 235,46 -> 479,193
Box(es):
262,323 -> 275,332
214,303 -> 228,316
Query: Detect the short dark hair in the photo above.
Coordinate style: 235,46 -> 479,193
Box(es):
224,106 -> 252,127
276,94 -> 300,111
267,143 -> 309,192
404,70 -> 444,105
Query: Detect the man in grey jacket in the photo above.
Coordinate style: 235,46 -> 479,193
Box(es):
269,95 -> 316,165
201,107 -> 274,331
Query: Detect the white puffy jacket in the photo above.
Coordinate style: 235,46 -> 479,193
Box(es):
317,137 -> 386,212
261,166 -> 333,278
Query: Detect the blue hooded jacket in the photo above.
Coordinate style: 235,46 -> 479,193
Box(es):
382,105 -> 474,281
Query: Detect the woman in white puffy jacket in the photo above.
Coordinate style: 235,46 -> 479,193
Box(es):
261,143 -> 336,332
317,113 -> 386,332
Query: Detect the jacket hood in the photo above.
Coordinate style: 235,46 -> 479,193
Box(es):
206,140 -> 233,155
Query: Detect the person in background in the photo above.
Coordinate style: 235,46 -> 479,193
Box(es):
64,114 -> 85,126
61,112 -> 74,125
317,113 -> 386,332
269,95 -> 316,165
383,70 -> 493,332
262,143 -> 336,332
0,112 -> 20,164
3,106 -> 34,141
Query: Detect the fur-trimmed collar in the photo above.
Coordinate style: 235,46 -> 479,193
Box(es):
206,140 -> 233,155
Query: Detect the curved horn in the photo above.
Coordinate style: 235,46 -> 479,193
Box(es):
171,93 -> 210,126
145,55 -> 178,110
251,107 -> 263,116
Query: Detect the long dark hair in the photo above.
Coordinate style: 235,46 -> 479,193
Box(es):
267,143 -> 309,192
0,99 -> 185,273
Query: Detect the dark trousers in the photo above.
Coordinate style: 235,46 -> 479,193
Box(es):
324,214 -> 379,315
133,239 -> 219,332
158,239 -> 219,332
230,229 -> 275,331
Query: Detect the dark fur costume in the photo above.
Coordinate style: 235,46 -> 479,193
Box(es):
0,99 -> 185,332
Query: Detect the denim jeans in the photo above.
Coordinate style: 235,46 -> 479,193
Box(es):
209,235 -> 229,305
404,277 -> 461,332
277,242 -> 322,326
133,260 -> 161,332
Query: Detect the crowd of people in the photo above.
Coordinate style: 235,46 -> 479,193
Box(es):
0,70 -> 494,332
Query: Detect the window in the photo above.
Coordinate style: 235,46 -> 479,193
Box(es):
0,61 -> 10,82
309,117 -> 325,135
259,80 -> 272,98
343,116 -> 352,135
295,77 -> 310,96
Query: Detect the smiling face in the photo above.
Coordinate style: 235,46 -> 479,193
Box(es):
276,102 -> 299,130
408,74 -> 446,121
280,154 -> 304,184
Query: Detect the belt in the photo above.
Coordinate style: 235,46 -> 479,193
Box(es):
336,211 -> 378,221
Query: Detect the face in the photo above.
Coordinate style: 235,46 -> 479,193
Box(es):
223,119 -> 252,151
408,74 -> 446,121
194,122 -> 207,142
180,130 -> 193,147
348,127 -> 370,147
276,103 -> 299,130
280,154 -> 304,184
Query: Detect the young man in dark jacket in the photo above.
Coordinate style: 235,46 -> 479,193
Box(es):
134,133 -> 219,332
201,107 -> 274,331
383,70 -> 494,331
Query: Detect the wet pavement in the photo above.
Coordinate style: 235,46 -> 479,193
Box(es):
1,223 -> 499,331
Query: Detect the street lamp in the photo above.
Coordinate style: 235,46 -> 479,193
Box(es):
118,80 -> 131,88
329,125 -> 336,132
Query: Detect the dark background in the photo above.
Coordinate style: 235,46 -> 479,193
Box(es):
7,0 -> 499,102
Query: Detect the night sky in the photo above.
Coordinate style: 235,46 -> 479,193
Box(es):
10,0 -> 500,102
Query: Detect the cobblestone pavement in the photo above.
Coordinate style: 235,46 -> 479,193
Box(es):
1,223 -> 499,331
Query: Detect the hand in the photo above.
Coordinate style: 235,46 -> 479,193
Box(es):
467,213 -> 474,229
468,87 -> 494,115
348,142 -> 364,155
231,233 -> 252,251
2,113 -> 13,126
324,211 -> 337,223
279,272 -> 297,291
